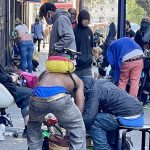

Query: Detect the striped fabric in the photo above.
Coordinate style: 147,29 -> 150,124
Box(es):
46,56 -> 75,73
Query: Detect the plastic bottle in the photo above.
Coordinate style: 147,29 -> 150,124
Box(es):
42,125 -> 50,138
0,124 -> 5,140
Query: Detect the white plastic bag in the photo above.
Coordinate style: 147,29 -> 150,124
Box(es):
0,83 -> 15,108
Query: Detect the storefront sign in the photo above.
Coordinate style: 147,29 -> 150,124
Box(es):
26,0 -> 41,2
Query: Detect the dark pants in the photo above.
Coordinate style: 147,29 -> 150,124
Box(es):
33,38 -> 42,52
14,86 -> 32,118
75,67 -> 92,78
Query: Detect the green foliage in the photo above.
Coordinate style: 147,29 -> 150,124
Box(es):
126,0 -> 146,24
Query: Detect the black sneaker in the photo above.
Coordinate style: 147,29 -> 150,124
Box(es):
22,128 -> 27,138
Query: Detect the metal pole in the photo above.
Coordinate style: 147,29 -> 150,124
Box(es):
117,0 -> 126,39
79,0 -> 83,12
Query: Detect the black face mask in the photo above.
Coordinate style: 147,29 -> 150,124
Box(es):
47,17 -> 53,25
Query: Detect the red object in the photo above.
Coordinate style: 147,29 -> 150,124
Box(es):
20,72 -> 38,88
48,56 -> 72,62
47,118 -> 58,126
54,2 -> 73,9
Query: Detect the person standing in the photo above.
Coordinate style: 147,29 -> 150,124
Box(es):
134,17 -> 150,50
39,2 -> 76,55
32,18 -> 44,52
74,10 -> 93,78
126,20 -> 135,39
68,8 -> 77,31
15,18 -> 34,73
107,37 -> 144,97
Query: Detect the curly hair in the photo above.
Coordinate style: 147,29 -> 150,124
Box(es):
39,2 -> 56,19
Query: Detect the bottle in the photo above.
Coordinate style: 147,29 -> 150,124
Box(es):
0,124 -> 5,140
42,124 -> 50,138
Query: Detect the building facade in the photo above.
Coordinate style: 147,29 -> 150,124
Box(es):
0,0 -> 16,66
83,0 -> 118,23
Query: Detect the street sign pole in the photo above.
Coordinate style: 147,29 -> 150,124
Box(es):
117,0 -> 126,39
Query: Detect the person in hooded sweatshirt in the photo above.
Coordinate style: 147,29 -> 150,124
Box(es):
81,76 -> 144,150
74,10 -> 93,78
39,2 -> 76,56
107,37 -> 144,97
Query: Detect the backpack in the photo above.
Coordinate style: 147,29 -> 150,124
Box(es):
20,72 -> 37,88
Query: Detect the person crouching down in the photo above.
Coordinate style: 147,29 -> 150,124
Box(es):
81,76 -> 144,150
27,57 -> 86,150
107,37 -> 144,97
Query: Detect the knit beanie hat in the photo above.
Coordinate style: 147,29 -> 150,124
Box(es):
78,10 -> 90,26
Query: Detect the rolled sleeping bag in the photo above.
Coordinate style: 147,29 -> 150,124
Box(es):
46,56 -> 75,73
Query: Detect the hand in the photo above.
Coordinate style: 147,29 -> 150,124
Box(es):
11,73 -> 19,83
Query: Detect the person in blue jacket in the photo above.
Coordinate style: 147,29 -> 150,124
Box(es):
107,37 -> 144,97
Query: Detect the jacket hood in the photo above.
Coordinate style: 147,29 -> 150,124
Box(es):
78,10 -> 90,26
54,9 -> 71,21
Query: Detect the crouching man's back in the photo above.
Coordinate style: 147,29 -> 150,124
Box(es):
81,77 -> 144,150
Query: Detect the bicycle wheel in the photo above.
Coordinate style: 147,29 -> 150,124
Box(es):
124,137 -> 133,150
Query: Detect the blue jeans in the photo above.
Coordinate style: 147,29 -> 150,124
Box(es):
27,94 -> 86,150
89,113 -> 119,150
19,40 -> 34,73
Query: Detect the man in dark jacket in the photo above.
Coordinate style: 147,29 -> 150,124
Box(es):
134,17 -> 150,50
0,64 -> 32,137
39,3 -> 76,55
81,76 -> 144,150
126,20 -> 135,39
74,10 -> 93,78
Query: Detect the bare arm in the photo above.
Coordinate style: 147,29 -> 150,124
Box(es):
72,74 -> 85,113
